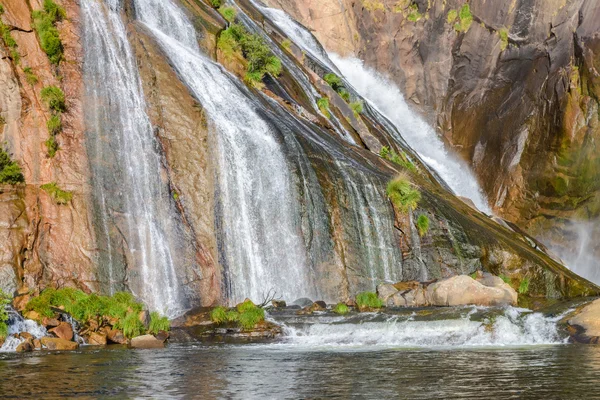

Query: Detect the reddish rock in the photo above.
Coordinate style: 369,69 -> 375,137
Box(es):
42,317 -> 60,328
154,330 -> 169,343
24,311 -> 40,321
33,339 -> 42,350
138,310 -> 150,328
87,332 -> 107,346
106,329 -> 127,344
49,322 -> 74,341
16,339 -> 34,353
18,332 -> 33,340
130,334 -> 165,349
41,337 -> 78,351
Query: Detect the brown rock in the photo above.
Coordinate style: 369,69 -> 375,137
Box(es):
18,332 -> 33,340
271,300 -> 286,308
49,322 -> 74,341
377,283 -> 398,303
426,275 -> 517,307
87,318 -> 99,331
393,281 -> 421,292
130,334 -> 165,349
106,329 -> 127,344
87,331 -> 107,346
24,311 -> 40,321
40,337 -> 79,351
139,310 -> 150,328
12,288 -> 30,312
16,339 -> 34,353
154,330 -> 169,343
568,299 -> 600,343
33,339 -> 41,350
42,317 -> 60,328
314,300 -> 327,309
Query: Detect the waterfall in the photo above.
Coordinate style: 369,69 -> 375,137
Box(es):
132,0 -> 319,304
0,308 -> 46,352
329,55 -> 492,214
82,0 -> 186,317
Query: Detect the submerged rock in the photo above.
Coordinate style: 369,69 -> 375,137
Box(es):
292,298 -> 314,308
130,335 -> 165,349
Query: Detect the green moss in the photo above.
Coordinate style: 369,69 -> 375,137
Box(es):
45,135 -> 59,158
218,6 -> 236,23
454,4 -> 473,32
447,9 -> 457,23
333,302 -> 349,315
281,39 -> 291,51
350,101 -> 363,117
225,310 -> 239,322
416,214 -> 430,236
498,28 -> 508,51
210,0 -> 222,7
519,278 -> 530,294
470,271 -> 478,279
23,67 -> 39,85
148,311 -> 170,334
41,85 -> 66,113
0,148 -> 25,184
40,182 -> 72,204
407,4 -> 422,22
499,274 -> 511,284
338,88 -> 350,102
317,97 -> 330,118
0,289 -> 10,340
387,176 -> 421,212
356,292 -> 384,309
32,0 -> 65,65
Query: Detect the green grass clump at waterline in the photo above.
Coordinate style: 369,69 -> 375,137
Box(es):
217,23 -> 282,88
356,292 -> 384,310
0,148 -> 25,184
40,182 -> 72,204
32,0 -> 65,65
386,175 -> 421,212
333,302 -> 349,315
210,300 -> 266,330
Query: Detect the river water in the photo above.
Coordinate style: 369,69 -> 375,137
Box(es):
1,343 -> 600,398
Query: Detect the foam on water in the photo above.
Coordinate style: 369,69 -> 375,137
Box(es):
0,310 -> 47,352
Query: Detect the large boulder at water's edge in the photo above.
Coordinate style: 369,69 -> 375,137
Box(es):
426,275 -> 517,307
41,337 -> 79,351
130,334 -> 165,349
49,322 -> 74,341
567,299 -> 600,344
16,338 -> 34,353
87,332 -> 107,346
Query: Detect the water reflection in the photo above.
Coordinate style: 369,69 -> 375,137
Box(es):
1,344 -> 600,398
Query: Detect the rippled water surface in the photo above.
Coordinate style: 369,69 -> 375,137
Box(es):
2,344 -> 600,399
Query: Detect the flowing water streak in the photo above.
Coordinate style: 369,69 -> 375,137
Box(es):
132,0 -> 318,303
330,55 -> 492,213
0,309 -> 46,352
82,0 -> 183,317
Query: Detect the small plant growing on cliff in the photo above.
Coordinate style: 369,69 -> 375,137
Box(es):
0,8 -> 20,64
23,67 -> 39,85
499,274 -> 511,284
40,182 -> 72,204
498,27 -> 509,51
447,9 -> 458,24
416,214 -> 430,236
454,4 -> 473,32
41,85 -> 66,113
356,292 -> 383,310
333,302 -> 349,315
149,312 -> 170,334
218,6 -> 236,23
406,3 -> 422,22
32,0 -> 65,65
210,306 -> 228,324
518,278 -> 530,294
210,0 -> 222,7
0,4 -> 4,14
379,146 -> 416,172
0,148 -> 25,184
324,73 -> 343,90
317,97 -> 330,118
47,114 -> 62,136
45,136 -> 59,158
350,101 -> 363,117
281,39 -> 291,51
121,312 -> 145,338
386,175 -> 421,212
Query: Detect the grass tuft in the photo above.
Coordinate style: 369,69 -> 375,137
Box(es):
218,6 -> 236,23
41,85 -> 66,113
0,289 -> 10,340
518,278 -> 530,294
333,302 -> 349,315
0,148 -> 25,184
23,67 -> 39,85
40,182 -> 72,204
356,292 -> 383,310
350,101 -> 363,117
149,311 -> 170,334
416,214 -> 429,236
32,0 -> 65,65
498,27 -> 509,51
386,175 -> 421,212
380,146 -> 416,172
210,306 -> 227,324
317,97 -> 330,118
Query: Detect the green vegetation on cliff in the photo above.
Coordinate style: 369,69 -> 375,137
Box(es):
317,97 -> 330,118
40,85 -> 65,157
218,6 -> 236,23
407,4 -> 422,22
0,148 -> 24,184
416,214 -> 430,236
333,302 -> 349,315
387,176 -> 421,212
40,182 -> 72,204
217,23 -> 282,87
451,4 -> 472,33
0,4 -> 20,64
32,0 -> 65,65
498,28 -> 509,51
380,146 -> 416,172
0,289 -> 10,340
23,67 -> 39,85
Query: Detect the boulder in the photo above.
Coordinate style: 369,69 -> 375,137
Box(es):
88,332 -> 107,346
49,322 -> 74,341
18,332 -> 33,340
377,283 -> 398,302
389,291 -> 407,307
16,339 -> 34,353
12,288 -> 30,312
106,329 -> 127,344
130,334 -> 165,349
154,330 -> 169,342
24,311 -> 40,321
313,300 -> 327,309
42,317 -> 60,328
33,339 -> 42,350
393,281 -> 420,292
297,301 -> 326,315
426,275 -> 517,307
40,337 -> 79,351
292,298 -> 314,308
568,299 -> 600,343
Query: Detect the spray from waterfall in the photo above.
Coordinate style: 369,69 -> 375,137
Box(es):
82,0 -> 185,317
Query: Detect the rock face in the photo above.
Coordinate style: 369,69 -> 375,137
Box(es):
48,322 -> 74,341
567,299 -> 600,343
265,0 -> 600,264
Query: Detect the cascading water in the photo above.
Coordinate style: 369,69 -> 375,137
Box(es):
82,0 -> 186,317
0,308 -> 46,352
132,0 -> 319,303
268,307 -> 568,348
329,55 -> 492,214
